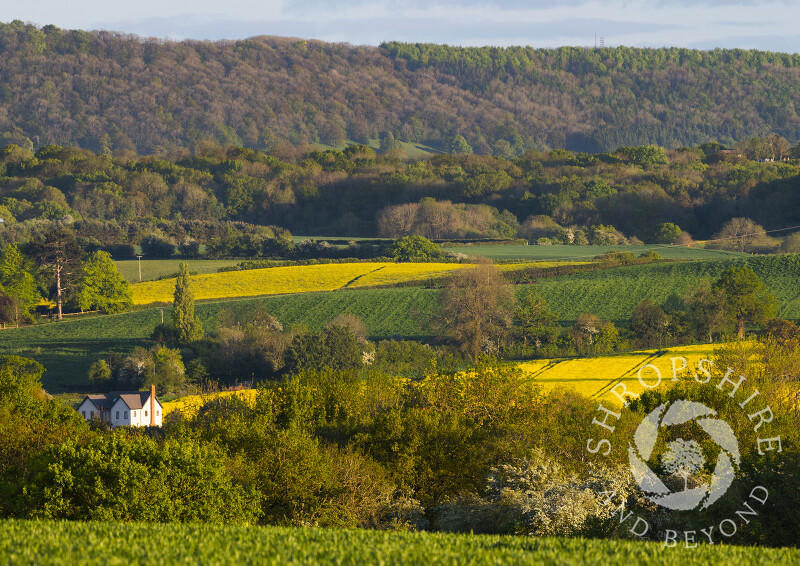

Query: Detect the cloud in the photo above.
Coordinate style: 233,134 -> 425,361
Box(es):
94,14 -> 679,46
688,34 -> 800,53
281,0 -> 777,12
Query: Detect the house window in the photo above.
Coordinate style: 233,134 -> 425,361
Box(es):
124,411 -> 129,419
116,411 -> 120,419
133,411 -> 137,417
144,411 -> 148,417
90,411 -> 94,418
82,411 -> 86,417
156,410 -> 160,416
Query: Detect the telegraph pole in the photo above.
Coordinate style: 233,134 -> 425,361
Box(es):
136,255 -> 143,282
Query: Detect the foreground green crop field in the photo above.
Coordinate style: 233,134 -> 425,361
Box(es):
0,520 -> 796,566
442,243 -> 750,261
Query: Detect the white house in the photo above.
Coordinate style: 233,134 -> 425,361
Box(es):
77,384 -> 163,427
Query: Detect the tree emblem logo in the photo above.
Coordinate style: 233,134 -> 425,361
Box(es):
628,400 -> 740,511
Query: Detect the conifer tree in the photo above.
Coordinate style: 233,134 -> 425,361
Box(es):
172,262 -> 203,344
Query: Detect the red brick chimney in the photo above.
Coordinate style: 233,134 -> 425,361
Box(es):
150,384 -> 156,426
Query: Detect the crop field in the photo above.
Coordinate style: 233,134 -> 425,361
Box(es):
517,344 -> 716,401
442,243 -> 750,261
0,519 -> 795,566
345,263 -> 468,287
114,259 -> 241,283
0,287 -> 439,392
129,262 -> 467,305
3,255 -> 798,393
162,389 -> 257,418
162,345 -> 714,418
530,254 -> 800,325
497,261 -> 594,271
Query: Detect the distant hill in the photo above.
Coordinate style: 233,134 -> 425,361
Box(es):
1,20 -> 800,154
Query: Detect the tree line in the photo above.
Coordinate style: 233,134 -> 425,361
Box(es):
2,139 -> 800,244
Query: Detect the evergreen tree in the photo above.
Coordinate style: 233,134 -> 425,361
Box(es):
172,261 -> 203,344
26,225 -> 81,321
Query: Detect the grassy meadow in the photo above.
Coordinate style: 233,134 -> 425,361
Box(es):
114,259 -> 242,283
1,520 -> 796,566
442,243 -> 751,261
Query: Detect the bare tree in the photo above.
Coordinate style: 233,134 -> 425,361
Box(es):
711,218 -> 770,253
377,203 -> 419,237
436,264 -> 515,359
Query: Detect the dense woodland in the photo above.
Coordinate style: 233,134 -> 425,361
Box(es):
2,20 -> 800,155
1,138 -> 799,243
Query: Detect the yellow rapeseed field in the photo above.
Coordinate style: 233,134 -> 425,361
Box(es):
347,263 -> 468,288
516,344 -> 716,402
130,262 -> 469,305
162,389 -> 258,418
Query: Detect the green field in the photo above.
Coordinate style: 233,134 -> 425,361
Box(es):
114,259 -> 242,283
0,520 -> 795,566
3,255 -> 798,393
0,287 -> 438,392
532,254 -> 800,325
442,244 -> 750,261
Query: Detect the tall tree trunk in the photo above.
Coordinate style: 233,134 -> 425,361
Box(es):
56,261 -> 63,321
738,317 -> 745,340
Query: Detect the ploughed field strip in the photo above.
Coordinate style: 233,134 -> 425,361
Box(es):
517,344 -> 718,399
129,262 -> 468,305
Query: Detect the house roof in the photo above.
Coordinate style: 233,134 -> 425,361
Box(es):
111,391 -> 151,410
81,391 -> 162,411
84,394 -> 115,410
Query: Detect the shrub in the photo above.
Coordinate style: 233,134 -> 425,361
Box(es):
435,451 -> 640,537
140,234 -> 176,258
386,236 -> 441,262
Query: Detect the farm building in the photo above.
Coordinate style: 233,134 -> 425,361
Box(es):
77,385 -> 163,428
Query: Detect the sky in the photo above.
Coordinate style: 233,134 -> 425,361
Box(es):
5,0 -> 800,52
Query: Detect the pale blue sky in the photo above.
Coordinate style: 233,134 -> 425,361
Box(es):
6,0 -> 800,52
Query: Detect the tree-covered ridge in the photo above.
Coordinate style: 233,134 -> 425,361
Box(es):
1,20 -> 800,154
2,140 -> 799,244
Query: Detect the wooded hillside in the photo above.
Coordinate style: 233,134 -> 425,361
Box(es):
1,20 -> 800,154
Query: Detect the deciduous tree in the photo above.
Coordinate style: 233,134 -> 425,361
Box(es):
75,250 -> 132,313
713,266 -> 775,339
437,264 -> 515,359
